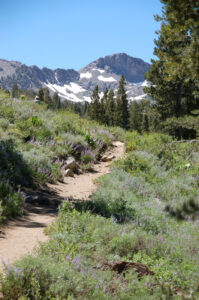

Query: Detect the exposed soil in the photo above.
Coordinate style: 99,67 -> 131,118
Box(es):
0,141 -> 124,272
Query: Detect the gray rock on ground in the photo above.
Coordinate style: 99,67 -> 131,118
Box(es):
101,154 -> 116,162
64,169 -> 74,177
64,157 -> 76,170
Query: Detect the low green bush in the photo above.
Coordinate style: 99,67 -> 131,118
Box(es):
0,182 -> 24,221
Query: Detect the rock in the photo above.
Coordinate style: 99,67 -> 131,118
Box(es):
75,167 -> 83,175
64,169 -> 74,177
64,156 -> 76,170
73,144 -> 86,155
101,154 -> 116,162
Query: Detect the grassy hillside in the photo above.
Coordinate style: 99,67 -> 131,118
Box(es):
1,126 -> 199,298
0,89 -> 123,222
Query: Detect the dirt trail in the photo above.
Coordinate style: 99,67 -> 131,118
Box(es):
48,141 -> 124,200
0,141 -> 124,272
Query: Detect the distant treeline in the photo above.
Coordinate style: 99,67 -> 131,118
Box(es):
6,80 -> 159,133
87,75 -> 159,133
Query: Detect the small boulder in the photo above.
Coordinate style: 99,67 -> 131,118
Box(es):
73,144 -> 86,155
64,169 -> 74,177
101,154 -> 115,162
75,167 -> 83,175
64,156 -> 76,170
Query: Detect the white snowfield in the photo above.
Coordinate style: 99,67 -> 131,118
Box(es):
98,75 -> 117,82
141,80 -> 150,87
92,68 -> 105,73
65,82 -> 86,93
80,72 -> 92,79
98,92 -> 103,98
130,94 -> 148,101
83,96 -> 91,102
46,82 -> 84,102
47,82 -> 85,94
136,80 -> 150,87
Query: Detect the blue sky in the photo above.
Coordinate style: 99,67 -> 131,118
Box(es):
0,0 -> 162,70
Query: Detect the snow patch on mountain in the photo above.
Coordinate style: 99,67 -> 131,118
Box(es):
92,68 -> 105,73
65,82 -> 86,93
46,83 -> 83,102
136,80 -> 150,87
98,75 -> 117,82
141,80 -> 150,87
83,96 -> 91,102
80,72 -> 92,79
130,94 -> 148,101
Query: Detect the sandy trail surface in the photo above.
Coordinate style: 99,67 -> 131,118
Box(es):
0,141 -> 124,272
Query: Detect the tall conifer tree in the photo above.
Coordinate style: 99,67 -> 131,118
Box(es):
115,75 -> 129,129
105,89 -> 115,126
53,92 -> 61,109
88,85 -> 100,120
129,101 -> 141,132
38,88 -> 44,102
145,0 -> 199,119
11,83 -> 19,98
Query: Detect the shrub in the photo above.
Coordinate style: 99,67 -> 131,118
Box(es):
0,182 -> 24,220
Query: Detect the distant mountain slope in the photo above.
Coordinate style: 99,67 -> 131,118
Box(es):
0,53 -> 150,102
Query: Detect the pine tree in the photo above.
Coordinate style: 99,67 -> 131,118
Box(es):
38,88 -> 44,102
105,89 -> 115,126
145,0 -> 199,120
44,89 -> 53,108
115,76 -> 129,129
11,83 -> 19,98
88,85 -> 100,120
52,92 -> 61,109
142,114 -> 149,132
129,101 -> 141,132
100,88 -> 108,123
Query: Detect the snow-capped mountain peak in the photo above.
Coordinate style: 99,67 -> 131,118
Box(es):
0,53 -> 150,103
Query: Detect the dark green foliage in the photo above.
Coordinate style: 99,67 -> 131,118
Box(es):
88,77 -> 130,129
129,100 -> 159,133
105,89 -> 115,126
0,140 -> 33,187
162,115 -> 199,139
145,0 -> 199,121
0,140 -> 32,219
43,88 -> 53,108
88,85 -> 101,120
52,92 -> 61,109
115,76 -> 129,129
0,181 -> 24,218
99,88 -> 108,123
38,87 -> 44,102
129,101 -> 141,131
11,83 -> 19,98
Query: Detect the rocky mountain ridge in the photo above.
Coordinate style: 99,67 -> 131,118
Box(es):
0,53 -> 150,102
